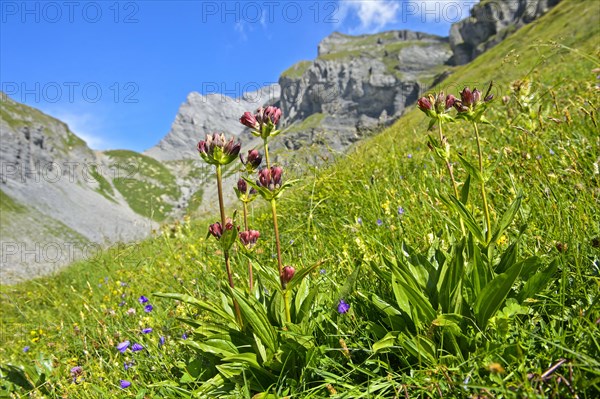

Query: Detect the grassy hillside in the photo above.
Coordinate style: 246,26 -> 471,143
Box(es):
104,150 -> 181,221
1,0 -> 599,397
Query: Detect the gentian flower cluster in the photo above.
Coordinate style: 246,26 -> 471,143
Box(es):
240,105 -> 282,139
197,133 -> 241,166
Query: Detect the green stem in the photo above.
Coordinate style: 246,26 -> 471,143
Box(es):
216,164 -> 243,326
243,201 -> 254,291
271,198 -> 290,323
439,120 -> 466,236
283,289 -> 291,324
473,122 -> 492,243
263,137 -> 290,323
263,139 -> 271,170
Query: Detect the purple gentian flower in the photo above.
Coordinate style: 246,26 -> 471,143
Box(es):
138,295 -> 149,304
124,361 -> 134,370
159,336 -> 165,346
398,207 -> 405,216
407,154 -> 412,159
377,219 -> 383,226
131,343 -> 144,352
117,341 -> 130,353
319,268 -> 326,274
23,346 -> 30,353
337,299 -> 350,314
118,301 -> 126,307
120,380 -> 131,389
142,328 -> 153,334
144,304 -> 153,313
182,333 -> 188,340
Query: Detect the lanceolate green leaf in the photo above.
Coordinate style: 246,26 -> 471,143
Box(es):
438,239 -> 465,314
517,258 -> 558,303
458,154 -> 483,182
395,280 -> 436,325
182,339 -> 238,358
370,294 -> 403,317
296,284 -> 319,324
230,289 -> 278,352
460,174 -> 471,205
474,261 -> 523,328
443,195 -> 485,243
491,193 -> 522,244
391,273 -> 412,316
153,292 -> 234,323
373,332 -> 397,353
469,242 -> 491,298
286,260 -> 323,291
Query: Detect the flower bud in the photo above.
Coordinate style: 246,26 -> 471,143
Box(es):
239,230 -> 260,246
240,112 -> 259,130
417,96 -> 433,112
264,106 -> 282,125
237,178 -> 247,194
270,166 -> 283,187
240,149 -> 262,171
434,91 -> 446,113
281,265 -> 295,287
460,87 -> 474,107
472,88 -> 482,104
258,168 -> 270,188
208,222 -> 223,239
445,94 -> 456,110
247,149 -> 262,169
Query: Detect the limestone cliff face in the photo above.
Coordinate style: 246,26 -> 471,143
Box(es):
144,85 -> 280,161
277,30 -> 452,152
449,0 -> 562,65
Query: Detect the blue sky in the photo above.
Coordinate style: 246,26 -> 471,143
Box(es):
1,1 -> 478,152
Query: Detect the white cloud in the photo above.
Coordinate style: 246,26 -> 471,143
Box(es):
337,1 -> 479,32
338,0 -> 401,33
234,21 -> 249,41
